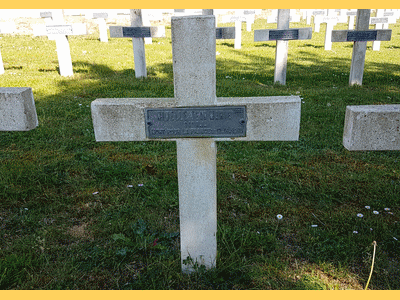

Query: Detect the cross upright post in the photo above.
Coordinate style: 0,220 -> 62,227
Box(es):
91,15 -> 301,273
331,9 -> 392,86
109,9 -> 166,78
254,9 -> 312,85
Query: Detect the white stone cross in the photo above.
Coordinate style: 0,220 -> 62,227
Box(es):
254,9 -> 312,85
221,14 -> 247,49
322,10 -> 341,51
346,10 -> 357,30
92,12 -> 109,43
312,10 -> 327,32
109,9 -> 165,78
331,9 -> 392,86
35,10 -> 87,77
91,15 -> 301,273
0,87 -> 38,131
371,9 -> 396,51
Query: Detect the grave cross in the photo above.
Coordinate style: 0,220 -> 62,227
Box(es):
109,9 -> 166,78
331,9 -> 392,86
92,12 -> 109,42
221,14 -> 247,49
91,15 -> 301,273
34,10 -> 87,77
254,9 -> 312,85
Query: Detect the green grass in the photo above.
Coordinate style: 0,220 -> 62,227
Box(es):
1,13 -> 400,289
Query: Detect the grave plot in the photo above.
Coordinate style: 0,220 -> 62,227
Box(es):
331,9 -> 392,86
91,15 -> 301,273
254,9 -> 312,85
109,9 -> 166,78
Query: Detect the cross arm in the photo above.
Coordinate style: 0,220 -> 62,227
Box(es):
109,26 -> 166,38
91,96 -> 301,142
254,28 -> 312,41
331,29 -> 392,42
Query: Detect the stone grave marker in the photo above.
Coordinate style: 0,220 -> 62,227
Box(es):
312,10 -> 327,32
33,10 -> 87,77
254,9 -> 312,85
91,15 -> 301,273
371,9 -> 396,51
343,105 -> 400,151
346,10 -> 357,30
321,12 -> 341,51
331,9 -> 392,86
0,87 -> 38,131
92,12 -> 109,42
109,9 -> 165,78
221,14 -> 247,49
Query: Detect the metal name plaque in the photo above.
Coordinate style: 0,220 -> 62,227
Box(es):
216,27 -> 235,39
347,30 -> 377,41
145,106 -> 247,139
269,29 -> 299,40
46,25 -> 73,35
122,27 -> 154,38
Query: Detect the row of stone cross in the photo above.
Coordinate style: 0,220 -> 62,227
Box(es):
1,14 -> 399,274
0,9 -> 395,86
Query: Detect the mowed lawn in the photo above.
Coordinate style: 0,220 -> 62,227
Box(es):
0,12 -> 400,289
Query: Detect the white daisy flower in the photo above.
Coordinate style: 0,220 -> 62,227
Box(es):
365,206 -> 370,209
373,211 -> 379,215
357,213 -> 363,218
276,214 -> 283,220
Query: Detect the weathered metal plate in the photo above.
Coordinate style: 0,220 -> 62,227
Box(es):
122,27 -> 152,38
347,30 -> 377,41
269,29 -> 299,40
215,27 -> 235,39
46,25 -> 73,35
145,106 -> 247,139
370,17 -> 389,24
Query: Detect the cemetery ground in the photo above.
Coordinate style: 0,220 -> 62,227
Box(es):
1,15 -> 400,290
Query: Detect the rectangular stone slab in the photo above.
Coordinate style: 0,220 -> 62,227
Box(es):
215,27 -> 235,39
0,87 -> 38,131
343,105 -> 400,151
109,26 -> 165,38
91,96 -> 301,142
254,28 -> 312,41
332,29 -> 392,42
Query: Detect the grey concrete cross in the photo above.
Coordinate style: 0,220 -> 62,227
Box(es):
109,9 -> 165,78
331,9 -> 392,86
91,15 -> 301,273
254,9 -> 312,85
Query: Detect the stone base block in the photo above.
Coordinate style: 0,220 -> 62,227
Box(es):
0,87 -> 38,131
343,105 -> 400,151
